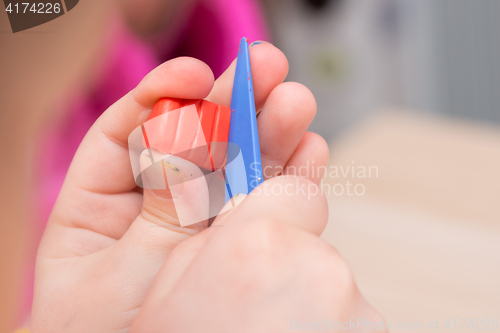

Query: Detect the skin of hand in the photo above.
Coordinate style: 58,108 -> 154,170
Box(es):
30,42 -> 384,332
130,176 -> 388,333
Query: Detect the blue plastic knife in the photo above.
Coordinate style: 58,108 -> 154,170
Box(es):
225,37 -> 263,201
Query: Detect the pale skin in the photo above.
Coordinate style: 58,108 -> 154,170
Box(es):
30,43 -> 386,332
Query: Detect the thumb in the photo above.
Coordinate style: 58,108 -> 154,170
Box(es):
116,149 -> 212,260
139,149 -> 210,230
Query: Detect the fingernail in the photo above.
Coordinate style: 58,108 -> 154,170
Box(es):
160,158 -> 184,198
250,40 -> 266,47
139,148 -> 155,172
139,149 -> 183,193
232,193 -> 247,206
139,149 -> 162,189
163,160 -> 179,172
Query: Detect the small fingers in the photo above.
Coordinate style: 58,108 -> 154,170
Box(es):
66,57 -> 214,195
282,132 -> 329,185
258,82 -> 317,179
51,57 -> 214,240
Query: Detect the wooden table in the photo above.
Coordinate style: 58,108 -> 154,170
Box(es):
321,111 -> 500,332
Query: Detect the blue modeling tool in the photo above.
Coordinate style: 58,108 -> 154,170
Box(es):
225,37 -> 263,201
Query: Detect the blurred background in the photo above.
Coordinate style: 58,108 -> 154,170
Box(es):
265,0 -> 500,138
1,0 -> 499,331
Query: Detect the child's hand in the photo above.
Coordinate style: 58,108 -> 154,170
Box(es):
30,43 -> 381,332
130,176 -> 387,333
